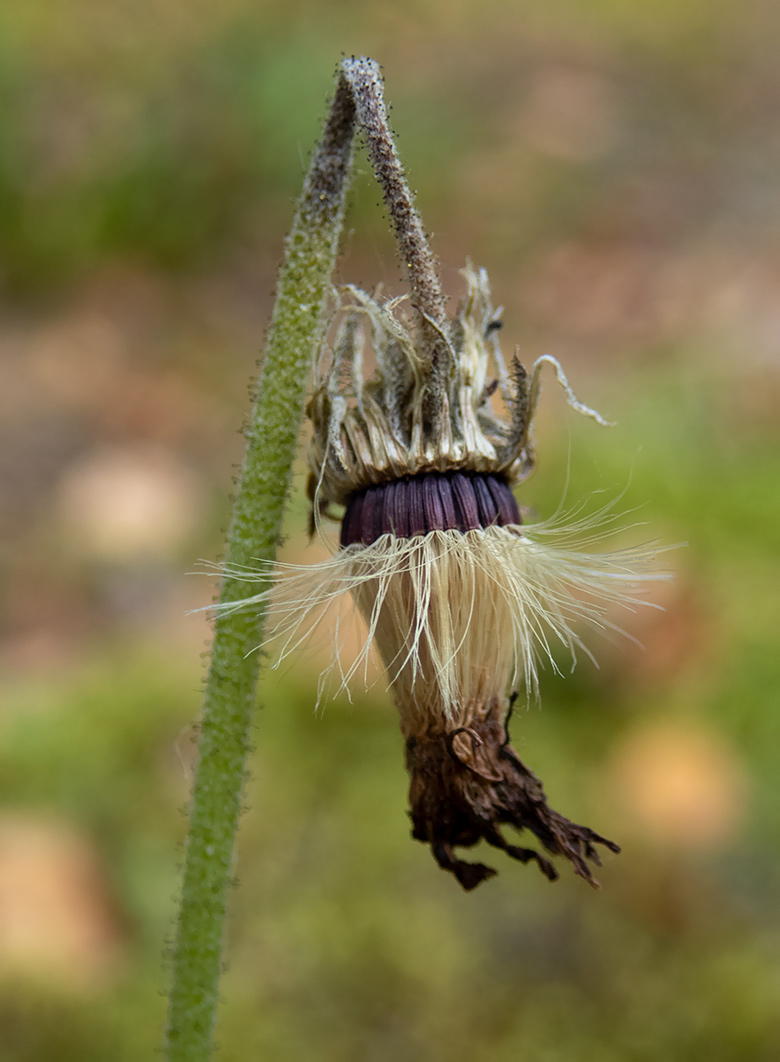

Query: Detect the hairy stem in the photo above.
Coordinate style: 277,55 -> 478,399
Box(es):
164,72 -> 356,1062
164,56 -> 446,1060
340,57 -> 452,387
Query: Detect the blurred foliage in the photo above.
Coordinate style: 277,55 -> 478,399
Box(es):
1,0 -> 780,1059
3,0 -> 780,292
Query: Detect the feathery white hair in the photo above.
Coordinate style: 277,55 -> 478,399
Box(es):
212,507 -> 668,730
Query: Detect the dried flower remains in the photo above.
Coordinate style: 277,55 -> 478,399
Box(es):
220,264 -> 669,890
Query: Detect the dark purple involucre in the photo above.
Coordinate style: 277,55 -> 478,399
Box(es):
340,470 -> 521,548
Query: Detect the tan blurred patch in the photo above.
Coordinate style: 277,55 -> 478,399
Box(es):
608,720 -> 747,848
56,445 -> 202,561
609,577 -> 714,685
518,66 -> 619,162
0,815 -> 123,989
28,310 -> 127,412
524,243 -> 669,340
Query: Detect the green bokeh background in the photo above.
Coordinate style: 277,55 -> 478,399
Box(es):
1,2 -> 779,1058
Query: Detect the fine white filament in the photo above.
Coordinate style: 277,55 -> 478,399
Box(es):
211,511 -> 670,731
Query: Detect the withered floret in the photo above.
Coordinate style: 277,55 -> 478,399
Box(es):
406,698 -> 620,890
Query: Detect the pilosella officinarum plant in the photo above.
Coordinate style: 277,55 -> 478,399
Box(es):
165,56 -> 670,1061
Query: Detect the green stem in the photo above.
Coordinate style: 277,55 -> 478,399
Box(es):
164,71 -> 356,1062
164,55 -> 439,1060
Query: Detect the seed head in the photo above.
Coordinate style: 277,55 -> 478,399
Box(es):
223,264 -> 669,889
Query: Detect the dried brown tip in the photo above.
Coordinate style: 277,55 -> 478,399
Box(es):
405,708 -> 620,891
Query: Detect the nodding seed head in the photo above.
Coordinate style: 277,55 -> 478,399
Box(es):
269,265 -> 665,731
216,264 -> 671,889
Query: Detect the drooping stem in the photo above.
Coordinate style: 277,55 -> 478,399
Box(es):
340,58 -> 452,387
164,72 -> 356,1062
164,56 -> 447,1061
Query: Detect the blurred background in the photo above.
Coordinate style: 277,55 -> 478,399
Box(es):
1,1 -> 779,1058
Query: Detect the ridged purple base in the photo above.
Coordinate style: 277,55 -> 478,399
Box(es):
340,470 -> 521,547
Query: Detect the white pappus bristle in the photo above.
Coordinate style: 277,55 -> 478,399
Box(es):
212,514 -> 671,733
